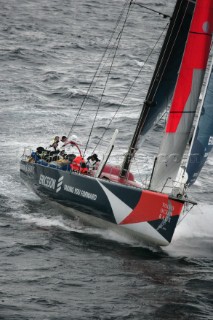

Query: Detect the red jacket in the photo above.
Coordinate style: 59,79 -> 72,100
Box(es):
70,156 -> 88,174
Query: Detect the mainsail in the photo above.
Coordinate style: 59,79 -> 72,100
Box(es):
120,0 -> 196,177
150,0 -> 213,193
186,56 -> 213,186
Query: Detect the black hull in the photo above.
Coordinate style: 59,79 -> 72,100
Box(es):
20,160 -> 184,246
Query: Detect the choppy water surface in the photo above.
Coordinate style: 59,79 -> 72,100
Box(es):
0,0 -> 212,319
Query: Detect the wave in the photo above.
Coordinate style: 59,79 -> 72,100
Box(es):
164,203 -> 213,258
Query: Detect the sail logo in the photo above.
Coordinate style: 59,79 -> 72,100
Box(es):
56,176 -> 64,193
39,174 -> 56,190
208,136 -> 213,146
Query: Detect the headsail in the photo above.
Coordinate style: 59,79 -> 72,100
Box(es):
120,0 -> 196,177
186,55 -> 213,186
150,0 -> 213,193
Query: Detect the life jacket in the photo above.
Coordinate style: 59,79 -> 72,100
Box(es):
70,156 -> 88,174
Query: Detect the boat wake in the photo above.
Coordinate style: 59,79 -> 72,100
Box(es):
164,203 -> 213,258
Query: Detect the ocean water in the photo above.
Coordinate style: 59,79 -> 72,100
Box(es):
0,0 -> 213,319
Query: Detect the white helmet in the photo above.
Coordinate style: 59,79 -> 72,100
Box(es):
70,134 -> 78,143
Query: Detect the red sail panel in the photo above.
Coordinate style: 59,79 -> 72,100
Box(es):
166,0 -> 213,133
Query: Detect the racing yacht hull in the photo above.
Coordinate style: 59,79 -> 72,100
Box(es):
20,160 -> 184,246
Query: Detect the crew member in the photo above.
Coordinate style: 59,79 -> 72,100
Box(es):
49,136 -> 60,152
87,153 -> 100,169
70,156 -> 88,174
58,136 -> 68,150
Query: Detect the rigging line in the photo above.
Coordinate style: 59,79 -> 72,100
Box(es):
92,21 -> 169,154
66,0 -> 131,138
83,0 -> 134,156
83,35 -> 126,156
134,2 -> 171,19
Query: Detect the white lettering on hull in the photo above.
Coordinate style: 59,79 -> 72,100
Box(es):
39,174 -> 56,190
20,163 -> 35,174
64,184 -> 97,201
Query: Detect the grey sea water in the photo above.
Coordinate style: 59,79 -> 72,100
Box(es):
0,0 -> 213,319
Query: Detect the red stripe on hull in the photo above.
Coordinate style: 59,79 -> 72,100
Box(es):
166,0 -> 213,133
119,190 -> 183,224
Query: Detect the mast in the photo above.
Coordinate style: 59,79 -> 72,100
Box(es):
120,0 -> 196,177
150,0 -> 213,193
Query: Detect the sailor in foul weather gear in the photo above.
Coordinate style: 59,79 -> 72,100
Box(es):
70,156 -> 88,174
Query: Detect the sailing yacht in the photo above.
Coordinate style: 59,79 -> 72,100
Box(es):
20,0 -> 213,246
